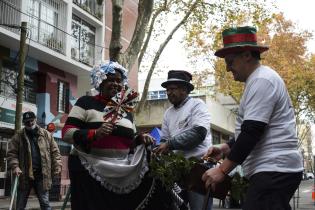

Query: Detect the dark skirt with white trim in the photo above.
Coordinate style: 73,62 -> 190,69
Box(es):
68,155 -> 173,210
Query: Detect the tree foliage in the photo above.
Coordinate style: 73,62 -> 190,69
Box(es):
190,12 -> 315,147
184,0 -> 274,102
261,14 -> 315,146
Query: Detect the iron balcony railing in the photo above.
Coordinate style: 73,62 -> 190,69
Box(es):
0,0 -> 66,54
0,0 -> 98,66
73,0 -> 103,20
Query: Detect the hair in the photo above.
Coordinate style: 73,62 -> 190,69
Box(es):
250,51 -> 261,60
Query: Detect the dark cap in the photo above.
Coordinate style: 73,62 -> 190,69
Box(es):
22,111 -> 36,122
161,70 -> 194,91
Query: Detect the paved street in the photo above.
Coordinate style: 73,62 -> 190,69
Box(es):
212,179 -> 315,210
0,179 -> 314,210
291,179 -> 315,210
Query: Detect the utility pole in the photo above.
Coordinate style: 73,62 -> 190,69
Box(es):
14,22 -> 27,133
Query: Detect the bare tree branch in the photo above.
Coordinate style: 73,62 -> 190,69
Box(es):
136,0 -> 199,113
137,3 -> 166,68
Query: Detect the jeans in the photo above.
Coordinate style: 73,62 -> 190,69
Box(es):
17,176 -> 51,210
187,162 -> 214,210
188,191 -> 213,210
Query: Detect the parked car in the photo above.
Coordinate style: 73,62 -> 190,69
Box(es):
304,172 -> 314,180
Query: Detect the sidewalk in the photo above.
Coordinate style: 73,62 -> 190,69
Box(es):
0,196 -> 70,210
211,196 -> 315,210
0,196 -> 232,210
0,194 -> 313,210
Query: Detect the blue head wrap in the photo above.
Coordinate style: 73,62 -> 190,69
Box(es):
90,60 -> 128,90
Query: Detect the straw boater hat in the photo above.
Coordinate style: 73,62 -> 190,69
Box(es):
214,26 -> 269,58
161,70 -> 194,92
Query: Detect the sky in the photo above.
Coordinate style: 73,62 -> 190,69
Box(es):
276,0 -> 315,52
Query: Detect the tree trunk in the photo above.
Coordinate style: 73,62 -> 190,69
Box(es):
136,1 -> 199,113
122,0 -> 154,72
110,0 -> 124,61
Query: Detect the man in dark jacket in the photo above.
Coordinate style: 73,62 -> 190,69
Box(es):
7,111 -> 62,210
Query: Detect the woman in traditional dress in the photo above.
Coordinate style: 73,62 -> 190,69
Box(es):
62,61 -> 172,210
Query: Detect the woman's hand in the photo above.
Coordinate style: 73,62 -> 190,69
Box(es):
95,122 -> 114,140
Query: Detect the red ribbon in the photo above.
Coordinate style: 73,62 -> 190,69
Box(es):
223,33 -> 257,45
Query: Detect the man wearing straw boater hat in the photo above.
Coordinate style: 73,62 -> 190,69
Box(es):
154,70 -> 213,210
202,26 -> 303,210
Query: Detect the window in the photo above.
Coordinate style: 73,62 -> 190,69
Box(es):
57,81 -> 69,113
0,140 -> 8,173
158,90 -> 167,99
211,129 -> 221,145
24,74 -> 36,103
221,134 -> 230,143
147,90 -> 167,100
149,91 -> 158,100
71,14 -> 95,66
0,62 -> 36,103
27,0 -> 63,53
0,66 -> 16,99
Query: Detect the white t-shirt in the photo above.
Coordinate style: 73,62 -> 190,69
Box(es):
161,97 -> 212,158
235,65 -> 303,178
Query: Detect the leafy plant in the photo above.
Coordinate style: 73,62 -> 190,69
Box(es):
97,0 -> 103,5
95,12 -> 103,20
81,4 -> 91,13
230,172 -> 249,202
149,152 -> 199,190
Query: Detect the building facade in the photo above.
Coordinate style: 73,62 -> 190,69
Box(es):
0,0 -> 138,198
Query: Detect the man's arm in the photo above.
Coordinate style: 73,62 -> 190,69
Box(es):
7,133 -> 20,171
227,120 -> 267,164
167,126 -> 207,150
215,120 -> 267,176
202,120 -> 267,187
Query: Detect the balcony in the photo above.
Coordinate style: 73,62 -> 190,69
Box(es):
0,0 -> 98,67
70,14 -> 96,66
73,0 -> 103,20
0,0 -> 67,54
